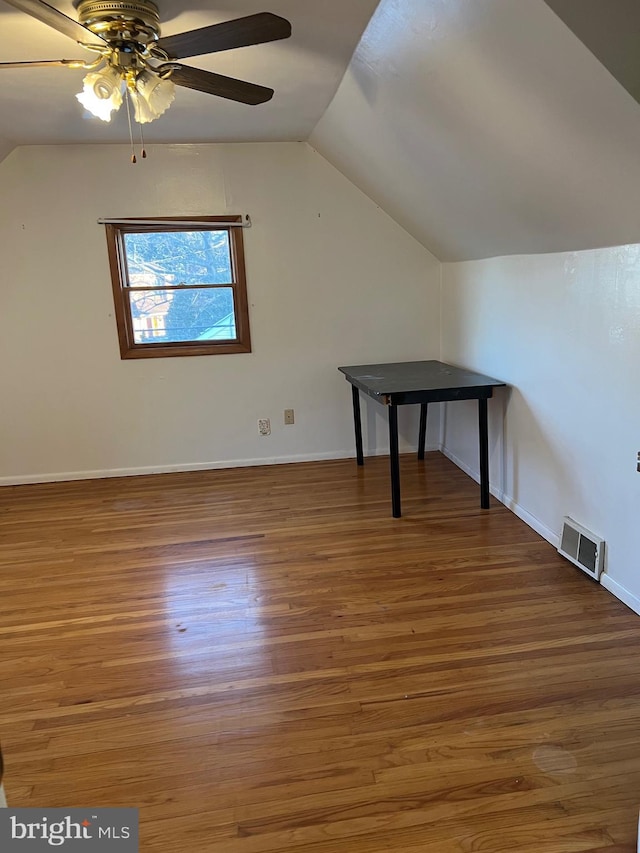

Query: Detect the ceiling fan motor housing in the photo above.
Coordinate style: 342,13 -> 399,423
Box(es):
76,0 -> 161,44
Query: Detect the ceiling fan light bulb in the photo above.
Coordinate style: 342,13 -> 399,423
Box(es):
76,69 -> 123,122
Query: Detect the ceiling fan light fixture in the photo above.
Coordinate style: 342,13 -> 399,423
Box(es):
132,70 -> 175,123
76,66 -> 123,121
6,2 -> 292,139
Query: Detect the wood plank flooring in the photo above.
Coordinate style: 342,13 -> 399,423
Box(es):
1,453 -> 640,852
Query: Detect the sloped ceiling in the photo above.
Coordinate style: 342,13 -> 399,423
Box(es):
545,0 -> 640,105
310,0 -> 640,261
3,0 -> 640,264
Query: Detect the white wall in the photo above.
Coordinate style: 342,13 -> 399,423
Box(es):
441,246 -> 640,610
0,142 -> 440,484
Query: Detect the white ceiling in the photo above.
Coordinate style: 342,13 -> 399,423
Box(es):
4,0 -> 640,263
311,0 -> 640,261
0,0 -> 380,146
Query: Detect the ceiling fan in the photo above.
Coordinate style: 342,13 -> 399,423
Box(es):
0,0 -> 292,130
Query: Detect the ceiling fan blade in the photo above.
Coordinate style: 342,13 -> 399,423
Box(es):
1,0 -> 107,47
0,58 -> 89,69
160,64 -> 274,105
156,12 -> 291,61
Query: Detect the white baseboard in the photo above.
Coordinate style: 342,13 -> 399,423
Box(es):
0,451 -> 352,486
600,574 -> 640,617
5,442 -> 639,623
0,444 -> 441,487
440,445 -> 560,547
441,445 -> 640,620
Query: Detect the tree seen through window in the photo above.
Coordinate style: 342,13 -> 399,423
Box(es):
105,216 -> 251,359
125,230 -> 234,342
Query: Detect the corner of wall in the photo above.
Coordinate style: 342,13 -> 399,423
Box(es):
437,261 -> 445,449
438,262 -> 445,361
0,141 -> 16,168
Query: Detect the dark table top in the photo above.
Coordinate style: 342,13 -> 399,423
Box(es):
338,360 -> 505,398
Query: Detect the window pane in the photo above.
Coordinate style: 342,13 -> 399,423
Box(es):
129,287 -> 236,343
124,230 -> 232,287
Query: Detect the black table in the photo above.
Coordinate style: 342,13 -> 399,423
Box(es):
338,360 -> 506,518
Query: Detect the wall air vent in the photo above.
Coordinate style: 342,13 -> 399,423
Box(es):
558,516 -> 604,581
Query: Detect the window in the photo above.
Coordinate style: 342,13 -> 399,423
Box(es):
105,216 -> 251,358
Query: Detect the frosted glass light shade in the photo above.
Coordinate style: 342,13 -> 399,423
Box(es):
132,71 -> 175,124
76,67 -> 123,122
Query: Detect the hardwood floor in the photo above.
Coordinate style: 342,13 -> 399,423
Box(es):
1,453 -> 640,852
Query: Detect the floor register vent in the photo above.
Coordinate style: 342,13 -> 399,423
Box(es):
558,516 -> 604,580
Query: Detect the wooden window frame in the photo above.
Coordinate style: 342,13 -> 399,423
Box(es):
105,216 -> 252,359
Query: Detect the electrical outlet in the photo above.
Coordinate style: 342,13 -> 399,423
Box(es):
258,418 -> 271,436
284,409 -> 295,425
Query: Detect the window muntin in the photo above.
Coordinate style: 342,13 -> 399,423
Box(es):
106,217 -> 251,358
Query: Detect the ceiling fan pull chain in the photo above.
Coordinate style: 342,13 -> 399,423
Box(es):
138,121 -> 147,159
124,86 -> 137,164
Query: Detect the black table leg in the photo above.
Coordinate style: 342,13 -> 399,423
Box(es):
389,404 -> 401,518
418,403 -> 428,460
478,397 -> 490,509
352,384 -> 364,466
